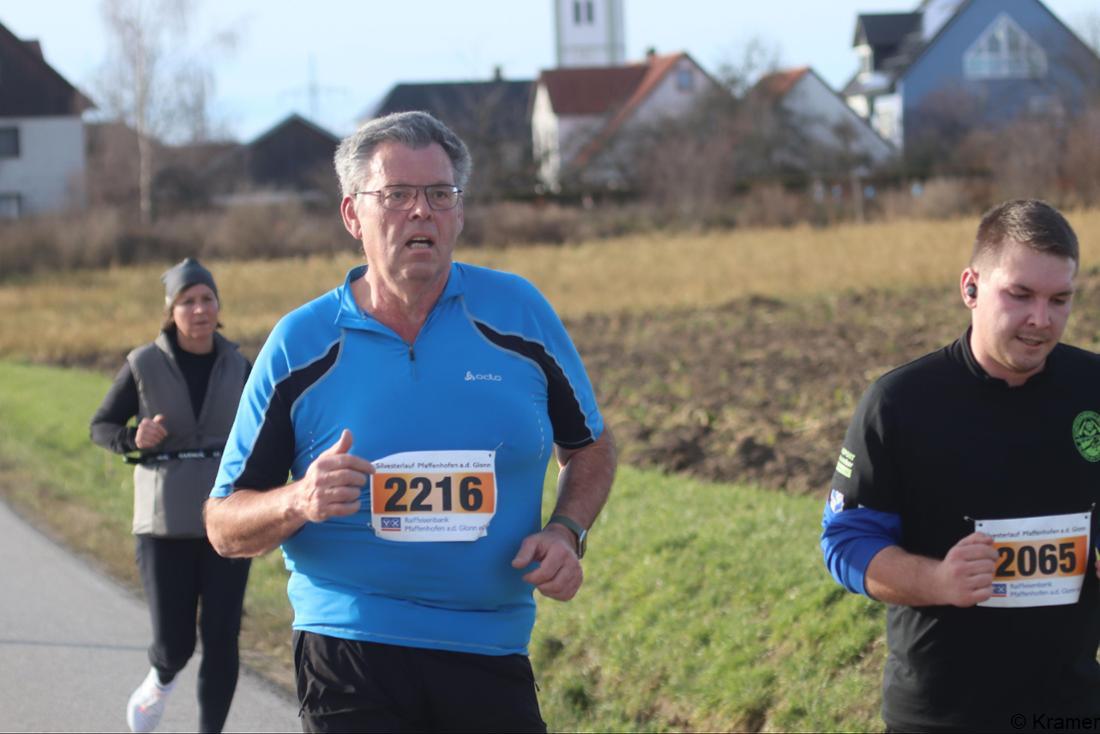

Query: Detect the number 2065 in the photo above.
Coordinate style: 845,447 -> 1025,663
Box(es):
995,541 -> 1081,578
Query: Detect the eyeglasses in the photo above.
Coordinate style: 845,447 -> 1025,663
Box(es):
354,185 -> 463,211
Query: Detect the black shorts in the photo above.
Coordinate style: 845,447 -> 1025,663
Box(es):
293,631 -> 547,733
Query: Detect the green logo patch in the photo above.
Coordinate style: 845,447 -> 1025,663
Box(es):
1072,411 -> 1100,462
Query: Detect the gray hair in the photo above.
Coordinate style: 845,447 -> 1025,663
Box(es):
333,111 -> 472,197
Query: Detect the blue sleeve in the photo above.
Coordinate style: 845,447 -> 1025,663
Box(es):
820,489 -> 901,597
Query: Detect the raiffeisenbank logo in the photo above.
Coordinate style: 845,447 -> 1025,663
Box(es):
465,370 -> 503,382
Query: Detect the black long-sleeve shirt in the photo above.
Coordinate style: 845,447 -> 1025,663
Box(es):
824,331 -> 1100,730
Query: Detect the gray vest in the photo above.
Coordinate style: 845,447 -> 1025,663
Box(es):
127,331 -> 247,537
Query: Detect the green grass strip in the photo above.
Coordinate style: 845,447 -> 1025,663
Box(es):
0,360 -> 886,730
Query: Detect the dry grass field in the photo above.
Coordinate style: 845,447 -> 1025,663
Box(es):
5,209 -> 1100,494
7,211 -> 1100,368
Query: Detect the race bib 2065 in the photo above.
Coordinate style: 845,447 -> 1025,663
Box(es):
975,510 -> 1092,608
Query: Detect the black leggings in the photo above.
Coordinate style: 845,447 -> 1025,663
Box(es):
135,535 -> 251,734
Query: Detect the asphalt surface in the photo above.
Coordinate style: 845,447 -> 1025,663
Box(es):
0,498 -> 300,733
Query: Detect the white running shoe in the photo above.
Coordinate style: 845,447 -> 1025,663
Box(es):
126,667 -> 175,733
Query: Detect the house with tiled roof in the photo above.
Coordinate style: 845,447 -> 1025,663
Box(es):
0,19 -> 94,218
843,0 -> 1100,154
371,72 -> 536,196
204,113 -> 340,205
750,67 -> 894,172
532,51 -> 719,193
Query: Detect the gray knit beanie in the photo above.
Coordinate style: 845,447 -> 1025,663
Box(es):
161,257 -> 218,305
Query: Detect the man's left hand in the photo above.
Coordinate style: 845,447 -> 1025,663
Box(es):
511,525 -> 583,601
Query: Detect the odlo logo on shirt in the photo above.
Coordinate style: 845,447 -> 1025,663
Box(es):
465,371 -> 502,382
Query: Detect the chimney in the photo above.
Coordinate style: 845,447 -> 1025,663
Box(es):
492,65 -> 503,81
645,47 -> 657,62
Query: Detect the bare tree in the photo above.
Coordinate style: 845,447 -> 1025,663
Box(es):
577,38 -> 783,203
96,0 -> 235,222
713,37 -> 783,98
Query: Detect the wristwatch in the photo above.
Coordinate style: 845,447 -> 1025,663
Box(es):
547,514 -> 587,559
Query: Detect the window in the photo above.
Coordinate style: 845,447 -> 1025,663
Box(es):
573,0 -> 594,25
857,45 -> 873,76
676,66 -> 695,92
0,193 -> 21,219
1028,94 -> 1065,119
964,14 -> 1047,80
0,127 -> 19,158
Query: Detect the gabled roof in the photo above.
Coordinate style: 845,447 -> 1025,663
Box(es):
0,20 -> 94,117
372,78 -> 534,139
849,0 -> 1100,97
537,64 -> 649,116
564,52 -> 712,169
853,13 -> 922,47
751,66 -> 896,157
204,113 -> 340,193
248,112 -> 338,148
752,67 -> 811,104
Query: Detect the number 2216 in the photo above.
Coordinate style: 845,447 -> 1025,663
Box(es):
382,475 -> 484,513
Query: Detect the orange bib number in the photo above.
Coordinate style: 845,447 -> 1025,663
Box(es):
369,450 -> 496,542
975,510 -> 1092,608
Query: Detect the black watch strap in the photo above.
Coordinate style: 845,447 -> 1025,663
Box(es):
547,514 -> 587,559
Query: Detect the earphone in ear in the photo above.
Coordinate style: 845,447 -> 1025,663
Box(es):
966,283 -> 977,298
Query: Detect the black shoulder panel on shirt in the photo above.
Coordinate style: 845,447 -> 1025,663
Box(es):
473,321 -> 594,449
236,341 -> 341,490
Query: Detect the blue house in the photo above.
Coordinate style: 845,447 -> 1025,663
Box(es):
843,0 -> 1100,157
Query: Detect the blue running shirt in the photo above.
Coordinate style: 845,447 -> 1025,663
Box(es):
212,263 -> 603,655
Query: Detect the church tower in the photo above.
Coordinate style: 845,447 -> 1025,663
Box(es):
554,0 -> 625,68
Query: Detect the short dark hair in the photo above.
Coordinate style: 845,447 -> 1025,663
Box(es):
971,199 -> 1079,270
333,111 -> 472,197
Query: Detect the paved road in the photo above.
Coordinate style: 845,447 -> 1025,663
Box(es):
0,498 -> 300,732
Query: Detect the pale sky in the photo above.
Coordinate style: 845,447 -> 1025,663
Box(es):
1,0 -> 1096,141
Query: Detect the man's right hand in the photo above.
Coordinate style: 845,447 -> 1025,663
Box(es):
932,532 -> 998,607
292,429 -> 373,522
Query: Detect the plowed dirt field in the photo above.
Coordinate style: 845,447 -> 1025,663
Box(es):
567,266 -> 1100,494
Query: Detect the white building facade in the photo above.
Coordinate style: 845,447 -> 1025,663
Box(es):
533,53 -> 716,192
0,116 -> 86,217
0,22 -> 94,218
780,69 -> 895,165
